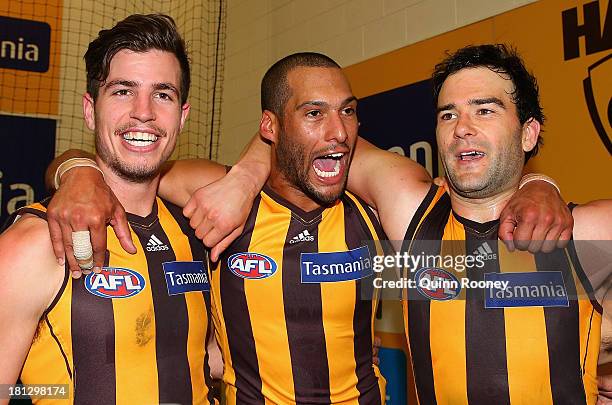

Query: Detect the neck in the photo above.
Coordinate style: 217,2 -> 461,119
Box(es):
267,162 -> 322,212
96,156 -> 160,217
449,185 -> 518,223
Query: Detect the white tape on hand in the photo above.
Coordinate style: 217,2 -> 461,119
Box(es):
72,230 -> 94,270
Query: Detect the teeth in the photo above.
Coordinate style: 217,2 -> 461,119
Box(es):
313,159 -> 341,178
321,152 -> 344,159
459,151 -> 484,160
122,132 -> 158,142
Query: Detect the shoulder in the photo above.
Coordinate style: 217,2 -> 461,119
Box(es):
0,215 -> 65,313
572,199 -> 612,240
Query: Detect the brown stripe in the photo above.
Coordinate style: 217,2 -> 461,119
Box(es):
164,200 -> 216,404
464,233 -> 510,405
72,250 -> 116,405
283,215 -> 331,404
220,196 -> 265,404
536,250 -> 586,404
134,219 -> 192,404
342,196 -> 381,404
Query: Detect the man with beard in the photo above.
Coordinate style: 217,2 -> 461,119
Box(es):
400,44 -> 612,404
206,53 -> 387,403
44,51 -> 573,404
0,14 -> 267,404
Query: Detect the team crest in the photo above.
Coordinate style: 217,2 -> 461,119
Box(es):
414,267 -> 461,301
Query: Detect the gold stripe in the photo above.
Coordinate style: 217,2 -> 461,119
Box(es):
430,217 -> 468,405
158,199 -> 209,404
21,277 -> 75,404
499,248 -> 552,405
210,262 -> 236,390
244,193 -> 295,403
111,226 -> 158,405
318,203 -> 359,403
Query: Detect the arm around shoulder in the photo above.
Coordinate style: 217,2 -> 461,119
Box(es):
348,137 -> 433,240
0,217 -> 65,386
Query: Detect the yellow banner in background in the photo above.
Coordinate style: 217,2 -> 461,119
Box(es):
0,0 -> 62,116
345,0 -> 611,203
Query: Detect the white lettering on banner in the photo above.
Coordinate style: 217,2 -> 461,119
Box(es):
0,171 -> 35,216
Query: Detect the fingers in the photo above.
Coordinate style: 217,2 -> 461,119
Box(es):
72,230 -> 94,275
59,221 -> 81,278
497,217 -> 517,252
183,197 -> 197,219
90,221 -> 107,273
511,213 -> 536,252
111,206 -> 136,254
210,227 -> 243,262
48,218 -> 66,266
557,227 -> 573,250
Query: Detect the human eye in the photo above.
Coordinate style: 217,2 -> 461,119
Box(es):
438,112 -> 456,121
306,110 -> 322,118
155,92 -> 174,101
113,88 -> 131,96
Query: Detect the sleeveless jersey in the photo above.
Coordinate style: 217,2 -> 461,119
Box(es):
402,185 -> 601,405
17,198 -> 216,405
210,185 -> 387,404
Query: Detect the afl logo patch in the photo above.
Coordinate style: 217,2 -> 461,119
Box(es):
228,252 -> 277,279
84,267 -> 146,299
415,267 -> 461,301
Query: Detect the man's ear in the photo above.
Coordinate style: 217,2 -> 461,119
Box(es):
259,110 -> 279,143
521,117 -> 541,153
83,93 -> 96,131
179,102 -> 191,131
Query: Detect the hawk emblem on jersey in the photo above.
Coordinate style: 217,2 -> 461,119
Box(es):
84,267 -> 146,298
228,252 -> 278,279
415,267 -> 461,301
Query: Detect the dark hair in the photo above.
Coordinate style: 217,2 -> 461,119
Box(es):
432,44 -> 544,162
261,52 -> 341,117
85,14 -> 190,105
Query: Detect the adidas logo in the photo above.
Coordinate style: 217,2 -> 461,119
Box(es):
146,234 -> 169,252
472,241 -> 497,261
289,230 -> 314,244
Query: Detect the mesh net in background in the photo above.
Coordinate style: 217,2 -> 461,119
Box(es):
1,0 -> 226,161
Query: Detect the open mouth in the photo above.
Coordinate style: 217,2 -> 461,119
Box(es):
122,131 -> 160,147
458,150 -> 485,161
313,152 -> 344,178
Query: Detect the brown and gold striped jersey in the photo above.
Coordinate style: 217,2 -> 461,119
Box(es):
17,198 -> 216,405
210,185 -> 387,404
402,185 -> 601,405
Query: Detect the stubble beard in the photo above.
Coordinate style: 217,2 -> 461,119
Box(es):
276,129 -> 347,206
444,131 -> 524,199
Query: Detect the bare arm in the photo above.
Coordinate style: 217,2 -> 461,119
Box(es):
0,217 -> 64,394
180,134 -> 271,260
347,137 -> 432,241
46,134 -> 270,273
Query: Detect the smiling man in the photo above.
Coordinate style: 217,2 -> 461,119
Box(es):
0,14 -> 267,404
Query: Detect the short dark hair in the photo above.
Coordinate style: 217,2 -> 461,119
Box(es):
432,44 -> 544,162
261,52 -> 341,117
85,14 -> 190,105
